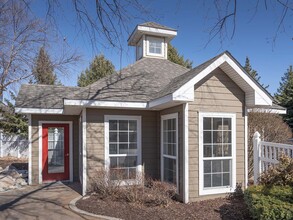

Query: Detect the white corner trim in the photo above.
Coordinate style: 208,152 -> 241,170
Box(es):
64,99 -> 147,109
38,121 -> 73,184
183,103 -> 189,203
198,112 -> 236,196
15,108 -> 63,114
28,114 -> 32,185
161,113 -> 179,193
244,108 -> 248,188
82,109 -> 87,196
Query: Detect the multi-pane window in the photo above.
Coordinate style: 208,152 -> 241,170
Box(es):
106,117 -> 141,181
148,37 -> 163,56
200,115 -> 234,192
48,127 -> 64,173
161,114 -> 178,187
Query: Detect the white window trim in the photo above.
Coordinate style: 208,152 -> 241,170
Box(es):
104,115 -> 142,185
38,121 -> 73,184
161,113 -> 179,191
146,36 -> 164,57
198,112 -> 236,196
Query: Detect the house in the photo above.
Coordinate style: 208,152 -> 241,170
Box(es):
15,22 -> 283,203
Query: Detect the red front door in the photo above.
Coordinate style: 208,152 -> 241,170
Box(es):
42,124 -> 69,181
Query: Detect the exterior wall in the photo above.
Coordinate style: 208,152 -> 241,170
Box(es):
31,115 -> 80,184
188,68 -> 245,201
85,109 -> 158,191
159,105 -> 184,200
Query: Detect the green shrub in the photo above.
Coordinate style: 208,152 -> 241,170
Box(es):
259,154 -> 293,186
244,185 -> 293,220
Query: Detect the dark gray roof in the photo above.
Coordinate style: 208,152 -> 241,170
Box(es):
16,58 -> 188,109
139,22 -> 176,31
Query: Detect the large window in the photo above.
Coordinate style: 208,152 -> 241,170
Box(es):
105,116 -> 141,182
199,113 -> 236,195
147,36 -> 164,57
161,113 -> 178,188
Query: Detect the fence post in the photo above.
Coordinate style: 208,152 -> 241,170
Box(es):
253,131 -> 261,184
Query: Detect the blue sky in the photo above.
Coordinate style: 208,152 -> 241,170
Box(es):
31,0 -> 293,96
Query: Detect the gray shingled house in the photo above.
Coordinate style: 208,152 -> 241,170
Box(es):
15,22 -> 284,202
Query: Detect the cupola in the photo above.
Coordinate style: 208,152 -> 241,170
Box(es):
128,22 -> 177,60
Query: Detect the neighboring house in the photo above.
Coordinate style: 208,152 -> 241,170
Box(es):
15,22 -> 284,203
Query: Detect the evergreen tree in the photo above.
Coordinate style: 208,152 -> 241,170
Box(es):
0,92 -> 28,137
168,43 -> 193,69
31,47 -> 57,85
243,56 -> 268,89
77,54 -> 115,87
275,65 -> 293,129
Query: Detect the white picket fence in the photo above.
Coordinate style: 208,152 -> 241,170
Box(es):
0,131 -> 28,158
253,131 -> 293,184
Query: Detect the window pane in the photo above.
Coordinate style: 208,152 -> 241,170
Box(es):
110,168 -> 128,180
223,160 -> 230,172
119,120 -> 128,131
163,157 -> 176,185
204,160 -> 211,173
213,145 -> 222,157
110,157 -> 117,168
213,131 -> 222,143
129,132 -> 137,142
204,145 -> 212,157
223,173 -> 230,186
204,174 -> 211,187
223,144 -> 231,156
203,117 -> 211,130
119,132 -> 128,142
223,131 -> 231,143
119,144 -> 128,154
126,156 -> 137,167
109,120 -> 117,131
129,143 -> 137,154
213,118 -> 222,130
129,120 -> 137,131
109,132 -> 117,142
109,144 -> 117,154
203,131 -> 212,143
223,118 -> 231,130
212,160 -> 221,173
212,174 -> 222,187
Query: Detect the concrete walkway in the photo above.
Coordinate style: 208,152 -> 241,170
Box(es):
0,182 -> 99,220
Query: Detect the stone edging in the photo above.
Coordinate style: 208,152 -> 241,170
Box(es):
69,196 -> 122,220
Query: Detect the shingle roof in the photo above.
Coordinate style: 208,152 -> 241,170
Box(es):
16,58 -> 189,109
139,22 -> 177,31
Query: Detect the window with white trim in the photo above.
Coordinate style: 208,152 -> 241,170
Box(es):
147,36 -> 164,57
161,113 -> 178,188
199,113 -> 236,195
105,116 -> 141,181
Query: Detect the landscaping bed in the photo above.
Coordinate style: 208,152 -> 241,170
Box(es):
76,194 -> 251,220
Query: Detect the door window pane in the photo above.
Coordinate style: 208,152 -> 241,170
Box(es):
48,127 -> 64,173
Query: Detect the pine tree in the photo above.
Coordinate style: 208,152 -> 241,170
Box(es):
0,92 -> 28,137
32,47 -> 57,85
275,65 -> 293,129
168,43 -> 193,69
77,54 -> 115,87
243,56 -> 268,89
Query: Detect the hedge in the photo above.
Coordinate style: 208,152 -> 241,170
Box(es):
244,185 -> 293,220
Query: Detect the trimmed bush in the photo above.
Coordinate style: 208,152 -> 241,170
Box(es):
244,185 -> 293,220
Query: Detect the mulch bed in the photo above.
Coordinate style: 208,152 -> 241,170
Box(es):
0,157 -> 28,170
76,195 -> 252,220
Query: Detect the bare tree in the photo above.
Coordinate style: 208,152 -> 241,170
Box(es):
203,0 -> 293,47
0,0 -> 80,96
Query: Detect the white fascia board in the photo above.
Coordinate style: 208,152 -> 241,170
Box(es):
173,56 -> 226,99
223,54 -> 272,106
64,99 -> 148,109
247,108 -> 287,114
148,94 -> 173,108
15,108 -> 63,114
137,26 -> 177,37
